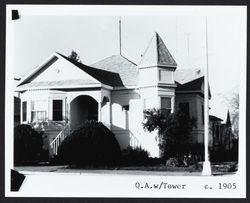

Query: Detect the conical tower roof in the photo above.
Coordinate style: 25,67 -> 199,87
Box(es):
139,32 -> 177,68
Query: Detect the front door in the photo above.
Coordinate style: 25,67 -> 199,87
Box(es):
53,100 -> 63,121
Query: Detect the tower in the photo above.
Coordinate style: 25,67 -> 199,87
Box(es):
138,32 -> 177,113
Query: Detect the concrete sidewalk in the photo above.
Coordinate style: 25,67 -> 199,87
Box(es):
15,165 -> 202,176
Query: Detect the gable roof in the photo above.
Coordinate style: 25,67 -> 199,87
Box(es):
176,76 -> 204,92
58,53 -> 124,87
18,53 -> 124,88
91,55 -> 138,87
176,75 -> 211,98
17,55 -> 59,87
174,68 -> 204,84
139,32 -> 177,68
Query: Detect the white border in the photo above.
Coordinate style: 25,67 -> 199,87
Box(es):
5,5 -> 247,198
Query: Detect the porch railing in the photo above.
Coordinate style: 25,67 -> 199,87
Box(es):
50,123 -> 70,156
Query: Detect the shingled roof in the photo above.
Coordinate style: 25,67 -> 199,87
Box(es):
58,53 -> 124,87
139,32 -> 177,68
175,68 -> 204,84
176,75 -> 211,98
176,76 -> 204,92
91,55 -> 138,87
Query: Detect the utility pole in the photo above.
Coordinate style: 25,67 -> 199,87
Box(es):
185,32 -> 191,67
202,16 -> 212,176
175,17 -> 178,55
186,33 -> 190,56
119,16 -> 122,56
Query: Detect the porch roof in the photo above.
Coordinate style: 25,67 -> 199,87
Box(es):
16,79 -> 101,90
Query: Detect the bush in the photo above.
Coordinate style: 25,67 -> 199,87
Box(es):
14,124 -> 44,165
57,120 -> 121,167
120,146 -> 150,166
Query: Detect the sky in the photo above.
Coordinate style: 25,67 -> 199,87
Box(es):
11,6 -> 246,121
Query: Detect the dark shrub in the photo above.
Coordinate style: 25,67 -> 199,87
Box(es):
189,143 -> 204,163
210,149 -> 238,162
166,157 -> 182,167
14,124 -> 44,165
120,146 -> 150,166
57,120 -> 121,166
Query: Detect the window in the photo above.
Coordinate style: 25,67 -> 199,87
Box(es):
159,70 -> 173,83
161,97 -> 172,115
53,100 -> 63,121
31,100 -> 47,122
22,101 -> 27,122
32,111 -> 46,122
179,102 -> 190,117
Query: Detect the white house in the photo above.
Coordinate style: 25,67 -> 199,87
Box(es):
15,32 -> 205,157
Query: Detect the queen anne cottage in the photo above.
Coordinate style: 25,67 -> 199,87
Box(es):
15,32 -> 205,157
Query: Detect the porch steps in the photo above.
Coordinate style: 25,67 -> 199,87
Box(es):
32,121 -> 70,157
49,123 -> 70,156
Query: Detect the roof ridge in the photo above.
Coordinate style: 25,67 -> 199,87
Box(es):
92,54 -> 137,67
57,53 -> 124,87
120,55 -> 137,66
68,55 -> 121,75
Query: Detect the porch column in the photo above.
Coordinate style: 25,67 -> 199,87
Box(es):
66,98 -> 70,123
171,96 -> 175,113
27,100 -> 31,123
98,101 -> 102,122
108,101 -> 111,127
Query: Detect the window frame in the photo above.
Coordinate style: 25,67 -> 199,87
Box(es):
52,99 -> 63,121
31,100 -> 47,122
158,69 -> 174,83
160,97 -> 172,116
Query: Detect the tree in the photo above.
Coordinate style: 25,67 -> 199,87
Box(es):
229,92 -> 239,138
68,50 -> 82,63
143,109 -> 196,159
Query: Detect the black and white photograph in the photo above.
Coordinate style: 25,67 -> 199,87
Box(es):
5,5 -> 246,198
